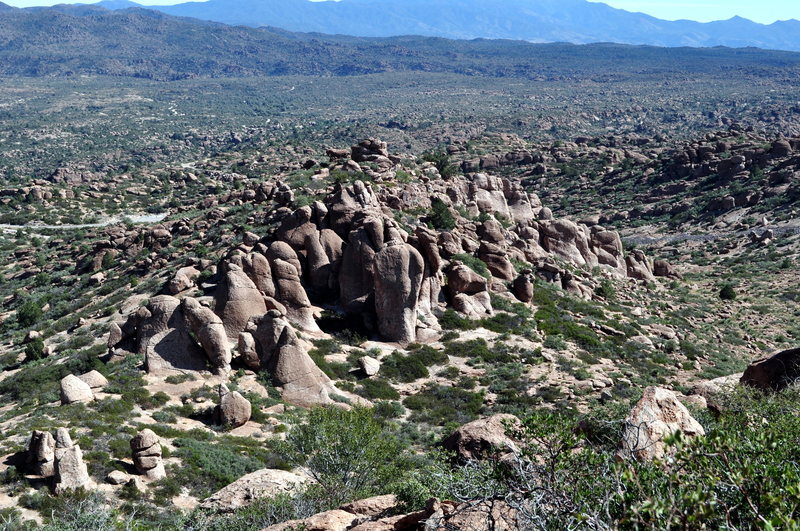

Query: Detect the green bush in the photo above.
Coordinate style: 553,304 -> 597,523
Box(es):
17,298 -> 43,328
428,198 -> 457,230
719,283 -> 737,300
357,378 -> 400,400
281,407 -> 409,507
380,352 -> 429,382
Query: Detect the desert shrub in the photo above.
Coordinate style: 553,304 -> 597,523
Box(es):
439,309 -> 476,330
16,298 -> 43,328
172,439 -> 267,497
421,150 -> 458,178
23,337 -> 45,362
403,383 -> 484,426
281,407 -> 409,507
719,282 -> 737,300
380,352 -> 429,382
428,198 -> 456,230
357,378 -> 400,400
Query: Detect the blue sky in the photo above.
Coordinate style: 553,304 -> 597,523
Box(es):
587,0 -> 800,23
1,0 -> 798,24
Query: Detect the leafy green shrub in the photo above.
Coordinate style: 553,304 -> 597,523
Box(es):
403,384 -> 484,426
17,298 -> 43,328
421,151 -> 458,178
380,352 -> 429,382
281,407 -> 409,506
719,283 -> 737,300
357,378 -> 400,400
24,337 -> 45,362
172,439 -> 267,497
428,198 -> 456,230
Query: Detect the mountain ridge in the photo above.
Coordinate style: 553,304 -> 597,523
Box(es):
87,0 -> 800,52
2,4 -> 800,81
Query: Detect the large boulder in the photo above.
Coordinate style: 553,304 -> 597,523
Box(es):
240,311 -> 338,407
77,370 -> 108,390
618,386 -> 705,462
373,239 -> 424,344
270,257 -> 319,332
442,414 -> 521,462
215,264 -> 268,340
182,297 -> 231,374
137,295 -> 208,375
54,430 -> 91,495
741,348 -> 800,392
54,445 -> 91,495
216,390 -> 252,428
625,249 -> 655,282
447,264 -> 487,295
60,374 -> 94,405
199,469 -> 307,513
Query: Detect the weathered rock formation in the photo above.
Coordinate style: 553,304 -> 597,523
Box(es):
54,428 -> 91,494
239,310 -> 338,406
130,429 -> 166,481
618,386 -> 705,461
26,430 -> 56,477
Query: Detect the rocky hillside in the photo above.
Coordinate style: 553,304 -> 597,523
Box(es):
0,125 -> 798,528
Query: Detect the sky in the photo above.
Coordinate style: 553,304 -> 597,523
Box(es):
1,0 -> 798,24
587,0 -> 800,23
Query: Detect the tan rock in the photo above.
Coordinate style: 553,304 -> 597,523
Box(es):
199,469 -> 307,513
60,374 -> 94,405
619,386 -> 705,461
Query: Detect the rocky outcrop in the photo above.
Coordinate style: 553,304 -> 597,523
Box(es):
215,264 -> 268,340
130,429 -> 166,481
442,414 -> 521,462
26,430 -> 56,477
135,295 -> 208,375
741,348 -> 800,392
182,297 -> 231,374
199,468 -> 307,513
373,238 -> 425,344
167,265 -> 200,295
54,428 -> 91,494
625,248 -> 655,282
239,311 -> 338,407
618,386 -> 705,462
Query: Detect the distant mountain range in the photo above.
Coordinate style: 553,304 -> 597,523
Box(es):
81,0 -> 800,52
0,2 -> 799,80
